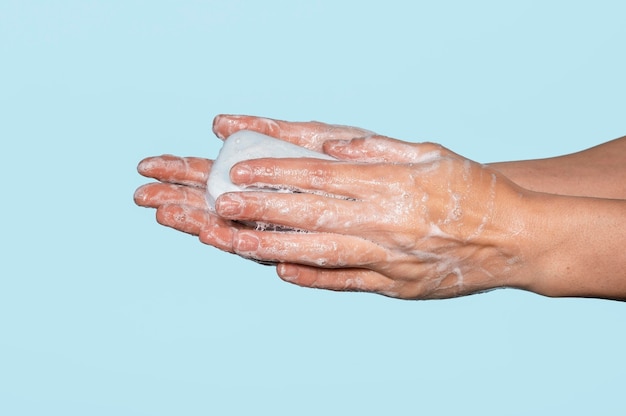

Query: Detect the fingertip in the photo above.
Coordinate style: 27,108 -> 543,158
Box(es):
155,203 -> 191,227
212,114 -> 284,141
212,114 -> 228,139
198,226 -> 215,246
323,139 -> 351,151
277,263 -> 300,283
322,137 -> 376,160
214,193 -> 244,217
232,230 -> 260,253
133,185 -> 149,206
136,156 -> 156,176
199,215 -> 236,252
137,154 -> 176,177
212,114 -> 251,140
155,204 -> 174,226
155,204 -> 205,236
229,162 -> 252,184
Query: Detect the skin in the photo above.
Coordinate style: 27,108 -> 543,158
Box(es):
134,114 -> 626,301
490,136 -> 626,200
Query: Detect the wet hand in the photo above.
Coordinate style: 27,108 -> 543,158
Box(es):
214,136 -> 533,299
133,114 -> 376,253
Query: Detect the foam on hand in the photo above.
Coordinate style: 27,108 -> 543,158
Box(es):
206,130 -> 336,210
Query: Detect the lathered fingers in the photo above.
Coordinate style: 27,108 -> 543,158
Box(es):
134,182 -> 208,210
137,155 -> 211,187
155,204 -> 211,236
212,114 -> 374,151
230,230 -> 390,269
277,264 -> 399,296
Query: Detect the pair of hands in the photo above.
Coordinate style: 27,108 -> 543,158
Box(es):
135,115 -> 534,299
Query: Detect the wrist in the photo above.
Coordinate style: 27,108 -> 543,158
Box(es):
516,192 -> 626,300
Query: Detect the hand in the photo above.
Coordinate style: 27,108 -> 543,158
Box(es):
135,116 -> 626,300
213,135 -> 535,299
133,114 -> 376,254
135,115 -> 626,301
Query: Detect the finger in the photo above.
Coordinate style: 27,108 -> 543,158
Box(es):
137,155 -> 211,187
134,182 -> 209,210
216,192 -> 381,234
229,158 -> 396,199
276,264 -> 399,296
155,204 -> 211,236
212,114 -> 375,151
323,136 -> 453,163
230,229 -> 390,269
197,211 -> 244,253
215,191 -> 381,233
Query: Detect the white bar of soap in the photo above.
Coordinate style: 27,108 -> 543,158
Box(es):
206,130 -> 336,210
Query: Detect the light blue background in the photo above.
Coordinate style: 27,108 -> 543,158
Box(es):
1,1 -> 624,415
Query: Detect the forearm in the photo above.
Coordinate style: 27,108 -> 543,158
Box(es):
489,136 -> 626,199
519,192 -> 626,300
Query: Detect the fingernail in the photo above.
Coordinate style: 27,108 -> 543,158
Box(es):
278,264 -> 299,282
235,232 -> 259,252
231,164 -> 252,183
216,194 -> 243,216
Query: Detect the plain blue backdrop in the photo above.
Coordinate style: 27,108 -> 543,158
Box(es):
1,1 -> 624,415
